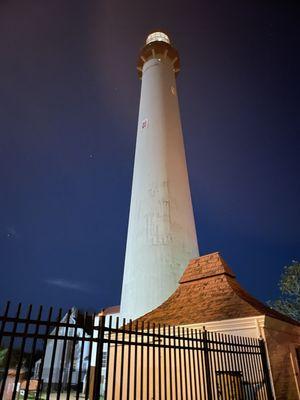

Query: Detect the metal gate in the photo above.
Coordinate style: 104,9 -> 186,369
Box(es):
0,302 -> 274,399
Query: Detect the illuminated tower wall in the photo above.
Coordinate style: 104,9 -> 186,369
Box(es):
120,32 -> 199,320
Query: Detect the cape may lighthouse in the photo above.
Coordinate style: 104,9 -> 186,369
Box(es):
120,32 -> 199,320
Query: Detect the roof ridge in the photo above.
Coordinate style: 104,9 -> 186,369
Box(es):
179,252 -> 235,284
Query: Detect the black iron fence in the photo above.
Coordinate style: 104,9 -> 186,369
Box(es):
0,302 -> 274,399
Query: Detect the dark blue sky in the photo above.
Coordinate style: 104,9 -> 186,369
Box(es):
0,1 -> 299,313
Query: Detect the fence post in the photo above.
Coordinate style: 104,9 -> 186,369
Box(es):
93,315 -> 106,400
259,339 -> 274,400
203,328 -> 213,400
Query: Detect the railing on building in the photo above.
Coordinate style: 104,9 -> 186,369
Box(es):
0,302 -> 274,399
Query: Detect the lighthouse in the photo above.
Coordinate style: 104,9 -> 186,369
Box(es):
120,32 -> 199,320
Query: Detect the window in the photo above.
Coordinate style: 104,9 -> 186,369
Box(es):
146,32 -> 170,45
141,118 -> 149,130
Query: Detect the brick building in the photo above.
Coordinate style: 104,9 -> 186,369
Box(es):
136,252 -> 300,399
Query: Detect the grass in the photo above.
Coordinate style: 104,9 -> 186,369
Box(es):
18,393 -> 46,400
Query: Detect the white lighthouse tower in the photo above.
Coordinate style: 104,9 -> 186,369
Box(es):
120,32 -> 199,320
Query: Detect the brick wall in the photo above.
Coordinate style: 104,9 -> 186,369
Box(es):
264,318 -> 300,399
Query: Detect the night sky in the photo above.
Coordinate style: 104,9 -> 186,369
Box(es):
0,1 -> 299,313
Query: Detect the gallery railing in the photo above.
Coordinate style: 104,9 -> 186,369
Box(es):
0,302 -> 274,399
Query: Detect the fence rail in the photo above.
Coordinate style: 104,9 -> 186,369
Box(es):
0,302 -> 274,399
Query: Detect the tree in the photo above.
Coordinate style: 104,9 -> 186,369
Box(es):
268,260 -> 300,322
0,347 -> 32,369
0,347 -> 8,367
